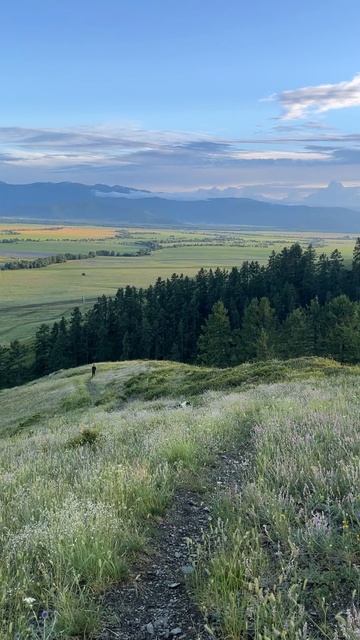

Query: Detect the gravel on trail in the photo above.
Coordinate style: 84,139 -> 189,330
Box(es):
98,453 -> 244,640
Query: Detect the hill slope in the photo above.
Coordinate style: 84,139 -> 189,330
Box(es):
1,358 -> 359,638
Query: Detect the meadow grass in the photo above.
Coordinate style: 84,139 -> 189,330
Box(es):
0,361 -> 254,638
0,358 -> 359,638
194,379 -> 360,639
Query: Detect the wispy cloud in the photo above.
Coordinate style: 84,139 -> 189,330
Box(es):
269,73 -> 360,120
229,150 -> 329,161
1,124 -> 360,191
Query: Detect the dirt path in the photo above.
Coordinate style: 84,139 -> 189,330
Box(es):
98,452 -> 244,640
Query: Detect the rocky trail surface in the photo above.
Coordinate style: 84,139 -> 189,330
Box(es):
98,452 -> 244,640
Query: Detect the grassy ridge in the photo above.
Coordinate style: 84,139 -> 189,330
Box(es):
0,358 -> 359,638
122,357 -> 351,399
0,357 -> 353,436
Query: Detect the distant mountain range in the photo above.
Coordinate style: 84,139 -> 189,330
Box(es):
0,180 -> 360,232
303,181 -> 360,211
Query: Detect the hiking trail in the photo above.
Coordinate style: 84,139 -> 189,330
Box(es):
98,451 -> 244,640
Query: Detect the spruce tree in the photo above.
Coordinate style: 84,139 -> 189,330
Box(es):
49,318 -> 71,370
197,301 -> 232,367
308,297 -> 323,355
352,237 -> 360,299
34,324 -> 51,375
280,308 -> 313,358
322,295 -> 360,362
300,244 -> 317,305
240,297 -> 276,360
8,340 -> 27,386
0,345 -> 9,389
329,249 -> 345,297
122,331 -> 131,360
69,307 -> 86,366
256,328 -> 273,360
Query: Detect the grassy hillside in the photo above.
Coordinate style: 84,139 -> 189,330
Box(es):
0,358 -> 359,638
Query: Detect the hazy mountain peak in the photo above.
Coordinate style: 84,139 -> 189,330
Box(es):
305,181 -> 360,210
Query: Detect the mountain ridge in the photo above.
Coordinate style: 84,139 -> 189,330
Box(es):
0,180 -> 360,231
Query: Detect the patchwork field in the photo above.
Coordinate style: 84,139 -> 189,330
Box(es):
0,223 -> 358,343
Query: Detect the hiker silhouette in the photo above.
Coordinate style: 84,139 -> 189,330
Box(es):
91,364 -> 97,378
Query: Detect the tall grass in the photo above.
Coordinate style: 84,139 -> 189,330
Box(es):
194,379 -> 360,639
0,380 -> 251,638
1,362 -> 359,638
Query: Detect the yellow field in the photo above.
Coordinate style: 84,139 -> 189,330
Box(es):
0,223 -> 119,240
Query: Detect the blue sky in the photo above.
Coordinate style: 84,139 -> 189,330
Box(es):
1,0 -> 360,197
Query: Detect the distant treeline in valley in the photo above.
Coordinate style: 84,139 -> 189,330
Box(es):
2,240 -> 360,388
0,244 -> 154,270
1,251 -> 96,270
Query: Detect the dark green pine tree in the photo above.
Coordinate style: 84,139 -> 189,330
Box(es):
69,307 -> 86,366
316,254 -> 331,303
280,307 -> 313,358
240,297 -> 276,361
0,345 -> 10,389
308,297 -> 323,355
140,315 -> 152,359
34,324 -> 51,375
329,249 -> 345,298
49,317 -> 71,370
255,328 -> 273,360
322,295 -> 360,363
170,341 -> 181,362
300,244 -> 317,305
352,237 -> 360,299
7,340 -> 27,386
122,331 -> 131,360
197,301 -> 233,367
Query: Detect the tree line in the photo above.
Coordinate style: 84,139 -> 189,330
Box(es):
1,252 -> 96,270
1,242 -> 157,270
2,240 -> 360,389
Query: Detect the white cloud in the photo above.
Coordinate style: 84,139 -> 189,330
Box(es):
269,73 -> 360,120
230,150 -> 328,161
1,148 -> 133,168
1,123 -> 360,190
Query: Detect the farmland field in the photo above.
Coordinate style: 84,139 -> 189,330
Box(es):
0,222 -> 358,343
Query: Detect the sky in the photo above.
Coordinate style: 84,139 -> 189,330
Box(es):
1,0 -> 360,199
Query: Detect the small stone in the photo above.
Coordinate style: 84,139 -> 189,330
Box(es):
181,565 -> 194,575
203,506 -> 210,512
174,551 -> 181,558
154,617 -> 168,629
146,622 -> 155,635
169,582 -> 181,589
170,628 -> 182,636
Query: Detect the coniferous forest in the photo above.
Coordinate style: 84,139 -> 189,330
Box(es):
2,239 -> 360,390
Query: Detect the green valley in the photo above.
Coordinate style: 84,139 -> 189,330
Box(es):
0,223 -> 358,343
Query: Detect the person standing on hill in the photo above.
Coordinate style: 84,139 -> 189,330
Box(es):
91,363 -> 97,378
